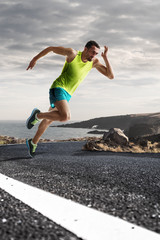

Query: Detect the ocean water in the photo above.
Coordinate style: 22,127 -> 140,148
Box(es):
0,121 -> 104,141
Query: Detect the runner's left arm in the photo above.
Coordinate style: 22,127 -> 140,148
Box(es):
93,46 -> 114,79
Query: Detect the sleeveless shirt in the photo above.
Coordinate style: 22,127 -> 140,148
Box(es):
50,51 -> 93,95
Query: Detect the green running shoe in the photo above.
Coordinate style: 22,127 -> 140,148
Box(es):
26,108 -> 40,129
26,139 -> 37,157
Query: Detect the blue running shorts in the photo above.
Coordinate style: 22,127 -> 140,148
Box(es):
49,87 -> 71,108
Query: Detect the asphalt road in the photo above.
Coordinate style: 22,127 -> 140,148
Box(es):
0,141 -> 160,239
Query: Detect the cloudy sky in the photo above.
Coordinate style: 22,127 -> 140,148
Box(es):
0,0 -> 160,121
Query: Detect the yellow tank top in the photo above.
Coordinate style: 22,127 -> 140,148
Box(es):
50,51 -> 93,95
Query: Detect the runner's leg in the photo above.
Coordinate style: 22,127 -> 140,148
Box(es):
37,100 -> 71,122
32,106 -> 54,144
32,100 -> 71,144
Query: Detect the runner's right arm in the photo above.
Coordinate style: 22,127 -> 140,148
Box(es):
26,46 -> 75,70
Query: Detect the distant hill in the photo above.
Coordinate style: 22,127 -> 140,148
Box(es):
56,112 -> 160,131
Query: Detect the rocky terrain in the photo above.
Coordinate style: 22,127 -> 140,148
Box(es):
0,136 -> 54,145
83,128 -> 160,153
1,132 -> 160,153
0,135 -> 99,145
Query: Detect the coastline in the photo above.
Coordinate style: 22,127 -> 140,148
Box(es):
0,135 -> 100,145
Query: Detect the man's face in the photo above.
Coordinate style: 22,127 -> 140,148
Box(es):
85,46 -> 99,61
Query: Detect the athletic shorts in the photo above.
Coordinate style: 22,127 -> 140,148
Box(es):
49,87 -> 71,108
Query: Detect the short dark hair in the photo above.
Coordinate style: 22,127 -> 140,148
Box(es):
85,40 -> 100,49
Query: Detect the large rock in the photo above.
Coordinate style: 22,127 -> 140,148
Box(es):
103,128 -> 129,145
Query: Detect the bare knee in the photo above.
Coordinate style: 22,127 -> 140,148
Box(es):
60,112 -> 71,122
38,119 -> 53,129
44,119 -> 53,124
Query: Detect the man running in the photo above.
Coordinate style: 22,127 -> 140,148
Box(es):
26,40 -> 114,157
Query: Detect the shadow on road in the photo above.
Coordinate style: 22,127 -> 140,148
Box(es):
0,150 -> 48,162
73,150 -> 160,159
0,156 -> 32,162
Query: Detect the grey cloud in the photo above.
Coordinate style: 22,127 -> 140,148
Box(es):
7,44 -> 33,51
1,0 -> 160,47
114,75 -> 159,87
1,0 -> 159,53
0,1 -> 82,44
86,1 -> 160,47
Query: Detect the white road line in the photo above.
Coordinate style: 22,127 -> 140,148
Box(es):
0,173 -> 159,240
